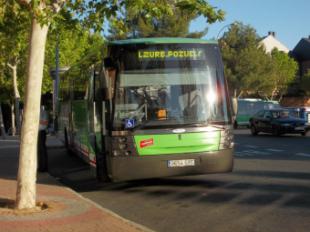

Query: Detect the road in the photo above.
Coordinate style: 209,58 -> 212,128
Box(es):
46,129 -> 310,232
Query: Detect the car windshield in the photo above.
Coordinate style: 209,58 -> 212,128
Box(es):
272,110 -> 290,119
110,43 -> 231,130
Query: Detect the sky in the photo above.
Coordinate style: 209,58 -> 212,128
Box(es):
190,0 -> 310,50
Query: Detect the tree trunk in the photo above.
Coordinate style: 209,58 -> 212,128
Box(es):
271,87 -> 278,101
8,63 -> 21,135
15,17 -> 49,210
0,103 -> 6,139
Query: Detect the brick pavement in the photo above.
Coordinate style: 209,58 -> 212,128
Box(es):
0,136 -> 151,232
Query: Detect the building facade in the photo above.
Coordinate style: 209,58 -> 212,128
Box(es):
291,37 -> 310,77
259,31 -> 290,54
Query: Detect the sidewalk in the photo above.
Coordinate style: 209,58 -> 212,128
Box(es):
0,136 -> 151,232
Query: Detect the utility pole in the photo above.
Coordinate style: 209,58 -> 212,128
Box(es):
52,32 -> 60,133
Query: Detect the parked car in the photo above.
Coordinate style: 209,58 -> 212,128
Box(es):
234,98 -> 280,128
249,109 -> 310,136
285,107 -> 310,125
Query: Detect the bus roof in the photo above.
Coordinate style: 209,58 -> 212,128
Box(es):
108,37 -> 218,45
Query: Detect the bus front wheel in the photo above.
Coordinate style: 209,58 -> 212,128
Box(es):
96,152 -> 110,183
64,128 -> 74,155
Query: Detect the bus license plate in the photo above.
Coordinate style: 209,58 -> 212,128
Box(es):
168,159 -> 195,168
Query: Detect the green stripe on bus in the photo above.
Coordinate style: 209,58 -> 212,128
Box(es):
134,131 -> 220,156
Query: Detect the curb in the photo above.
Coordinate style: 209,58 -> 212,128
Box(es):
45,137 -> 154,232
65,187 -> 154,232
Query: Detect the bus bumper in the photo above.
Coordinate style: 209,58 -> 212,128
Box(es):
108,149 -> 233,182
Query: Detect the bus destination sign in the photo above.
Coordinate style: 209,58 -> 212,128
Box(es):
138,49 -> 205,60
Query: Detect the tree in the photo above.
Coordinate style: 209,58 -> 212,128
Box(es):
268,49 -> 298,101
0,1 -> 30,135
219,22 -> 274,98
108,0 -> 224,39
13,0 -> 225,210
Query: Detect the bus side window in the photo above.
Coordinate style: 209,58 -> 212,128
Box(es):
59,74 -> 69,102
94,67 -> 103,101
73,70 -> 88,100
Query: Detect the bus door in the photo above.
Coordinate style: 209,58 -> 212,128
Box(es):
86,67 -> 97,168
71,68 -> 90,161
90,64 -> 109,181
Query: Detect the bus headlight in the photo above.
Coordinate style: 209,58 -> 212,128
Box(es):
220,127 -> 234,149
118,137 -> 127,143
112,150 -> 121,156
119,143 -> 127,150
112,136 -> 132,156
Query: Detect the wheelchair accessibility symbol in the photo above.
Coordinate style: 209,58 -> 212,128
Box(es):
125,119 -> 136,129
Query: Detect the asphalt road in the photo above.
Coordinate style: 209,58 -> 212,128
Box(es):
45,130 -> 310,232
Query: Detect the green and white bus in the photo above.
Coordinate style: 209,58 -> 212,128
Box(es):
57,38 -> 234,182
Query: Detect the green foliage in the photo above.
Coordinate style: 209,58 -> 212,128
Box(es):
43,25 -> 104,93
219,22 -> 297,100
235,47 -> 274,97
0,1 -> 30,102
108,0 -> 224,39
0,1 -> 106,96
220,22 -> 272,97
269,49 -> 298,99
0,0 -> 227,98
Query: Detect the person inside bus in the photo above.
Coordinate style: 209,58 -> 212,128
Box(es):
156,88 -> 170,120
157,88 -> 170,108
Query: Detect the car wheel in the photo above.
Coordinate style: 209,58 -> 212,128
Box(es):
301,132 -> 306,136
96,152 -> 110,183
250,124 -> 258,135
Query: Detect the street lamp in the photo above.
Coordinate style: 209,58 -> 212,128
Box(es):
216,23 -> 235,39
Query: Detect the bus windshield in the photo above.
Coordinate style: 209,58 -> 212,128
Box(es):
111,44 -> 230,130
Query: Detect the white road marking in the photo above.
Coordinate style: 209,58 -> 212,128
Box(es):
295,153 -> 310,158
235,149 -> 272,157
244,145 -> 258,149
234,152 -> 253,157
242,150 -> 271,155
0,145 -> 19,149
265,148 -> 284,152
0,139 -> 20,142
